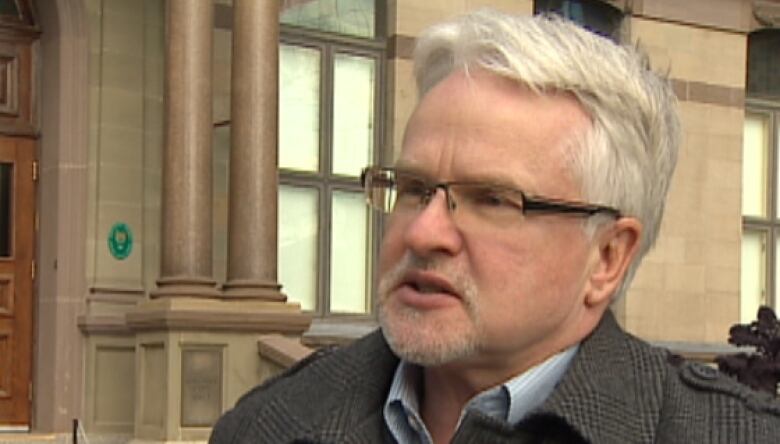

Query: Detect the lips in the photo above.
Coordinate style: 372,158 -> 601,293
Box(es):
393,269 -> 461,309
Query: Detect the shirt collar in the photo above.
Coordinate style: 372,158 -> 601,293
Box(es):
383,345 -> 579,443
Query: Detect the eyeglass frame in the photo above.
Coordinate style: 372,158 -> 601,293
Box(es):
360,166 -> 622,220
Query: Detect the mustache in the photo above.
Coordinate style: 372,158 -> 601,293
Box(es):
377,253 -> 476,306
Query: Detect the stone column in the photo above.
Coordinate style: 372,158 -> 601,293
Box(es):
127,3 -> 311,442
152,0 -> 218,298
222,0 -> 285,301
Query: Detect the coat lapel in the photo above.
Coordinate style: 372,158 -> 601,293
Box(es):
536,311 -> 667,444
262,330 -> 398,443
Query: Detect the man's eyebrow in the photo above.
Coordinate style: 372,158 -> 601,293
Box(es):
393,164 -> 530,191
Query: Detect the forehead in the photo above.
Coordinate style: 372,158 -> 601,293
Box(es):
399,70 -> 591,196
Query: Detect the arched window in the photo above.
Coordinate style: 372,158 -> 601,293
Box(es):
534,0 -> 624,41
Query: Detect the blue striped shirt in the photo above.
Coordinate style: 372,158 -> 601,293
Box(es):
383,345 -> 579,444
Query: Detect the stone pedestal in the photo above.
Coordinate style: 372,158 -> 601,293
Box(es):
125,298 -> 311,442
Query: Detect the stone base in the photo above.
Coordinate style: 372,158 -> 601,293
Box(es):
120,297 -> 311,442
81,300 -> 314,442
150,277 -> 220,299
221,278 -> 286,302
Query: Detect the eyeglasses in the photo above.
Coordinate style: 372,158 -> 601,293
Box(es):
360,166 -> 621,229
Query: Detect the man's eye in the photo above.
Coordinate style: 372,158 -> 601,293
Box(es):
470,188 -> 521,210
474,190 -> 505,205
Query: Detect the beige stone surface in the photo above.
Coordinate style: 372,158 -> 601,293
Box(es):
87,0 -> 166,294
84,335 -> 136,434
630,17 -> 747,88
101,6 -> 144,56
623,101 -> 742,342
635,0 -> 753,33
132,325 -> 307,441
395,0 -> 532,36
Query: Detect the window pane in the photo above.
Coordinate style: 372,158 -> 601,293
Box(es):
741,230 -> 766,323
330,190 -> 370,313
534,0 -> 623,41
279,185 -> 319,311
332,54 -> 375,177
742,113 -> 769,217
776,235 -> 780,313
279,44 -> 320,172
280,0 -> 376,38
777,122 -> 780,218
747,29 -> 780,99
0,163 -> 11,257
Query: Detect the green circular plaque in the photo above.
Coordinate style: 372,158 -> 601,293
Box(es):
108,222 -> 133,260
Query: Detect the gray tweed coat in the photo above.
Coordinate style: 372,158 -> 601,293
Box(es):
209,312 -> 780,443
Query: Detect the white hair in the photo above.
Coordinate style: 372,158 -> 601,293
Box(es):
413,10 -> 681,299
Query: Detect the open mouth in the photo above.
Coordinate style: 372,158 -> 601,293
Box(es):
400,270 -> 460,298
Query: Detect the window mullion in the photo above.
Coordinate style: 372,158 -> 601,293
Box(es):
321,44 -> 335,316
769,113 -> 776,222
770,227 -> 777,310
773,112 -> 780,309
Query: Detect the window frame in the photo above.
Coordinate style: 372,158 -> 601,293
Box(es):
742,100 -> 780,317
533,0 -> 625,42
279,19 -> 386,319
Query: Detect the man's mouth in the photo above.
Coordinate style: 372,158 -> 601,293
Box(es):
411,282 -> 449,293
399,270 -> 460,299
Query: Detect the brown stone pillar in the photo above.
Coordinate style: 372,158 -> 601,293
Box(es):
222,0 -> 285,301
152,0 -> 218,298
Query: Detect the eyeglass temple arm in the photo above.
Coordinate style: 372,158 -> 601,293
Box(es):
524,199 -> 621,218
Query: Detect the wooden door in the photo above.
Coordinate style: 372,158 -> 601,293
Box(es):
0,136 -> 34,426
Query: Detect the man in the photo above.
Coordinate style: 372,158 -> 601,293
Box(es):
211,10 -> 780,444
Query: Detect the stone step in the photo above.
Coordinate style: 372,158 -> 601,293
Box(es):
0,433 -> 62,444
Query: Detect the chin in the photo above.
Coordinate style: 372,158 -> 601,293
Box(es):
378,303 -> 479,366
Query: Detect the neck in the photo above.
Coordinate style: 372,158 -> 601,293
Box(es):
420,359 -> 520,444
418,348 -> 566,443
421,367 -> 472,444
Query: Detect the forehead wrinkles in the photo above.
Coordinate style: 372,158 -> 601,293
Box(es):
402,70 -> 590,197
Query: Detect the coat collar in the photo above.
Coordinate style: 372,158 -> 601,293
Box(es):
262,310 -> 667,443
536,310 -> 667,443
254,329 -> 398,443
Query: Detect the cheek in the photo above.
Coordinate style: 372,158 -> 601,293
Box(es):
469,228 -> 589,303
378,220 -> 406,274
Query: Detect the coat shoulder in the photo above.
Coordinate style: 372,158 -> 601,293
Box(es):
671,359 -> 780,415
208,345 -> 337,444
657,357 -> 780,441
209,329 -> 396,444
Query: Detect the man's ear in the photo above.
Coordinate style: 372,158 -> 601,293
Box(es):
584,217 -> 642,308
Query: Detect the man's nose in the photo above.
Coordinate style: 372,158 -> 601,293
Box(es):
402,188 -> 464,257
